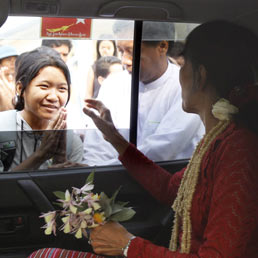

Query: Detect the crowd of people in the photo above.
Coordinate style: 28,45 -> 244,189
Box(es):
0,20 -> 202,171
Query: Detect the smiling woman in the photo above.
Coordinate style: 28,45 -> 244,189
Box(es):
0,46 -> 83,171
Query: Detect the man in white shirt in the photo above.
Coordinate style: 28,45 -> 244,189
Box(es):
83,21 -> 204,165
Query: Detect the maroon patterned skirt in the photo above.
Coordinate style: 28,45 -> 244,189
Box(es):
28,248 -> 105,258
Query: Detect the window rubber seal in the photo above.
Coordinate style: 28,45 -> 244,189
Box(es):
129,20 -> 142,145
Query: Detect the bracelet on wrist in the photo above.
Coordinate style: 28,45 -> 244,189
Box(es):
122,236 -> 136,257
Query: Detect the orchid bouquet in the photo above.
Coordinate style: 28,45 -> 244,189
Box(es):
40,172 -> 136,239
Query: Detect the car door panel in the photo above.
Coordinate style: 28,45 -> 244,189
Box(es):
0,160 -> 187,256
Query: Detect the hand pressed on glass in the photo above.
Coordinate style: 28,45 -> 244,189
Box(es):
83,98 -> 130,156
39,107 -> 67,163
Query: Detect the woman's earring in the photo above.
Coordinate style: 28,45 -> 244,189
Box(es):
13,94 -> 20,106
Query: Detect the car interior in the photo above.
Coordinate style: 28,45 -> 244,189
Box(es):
0,0 -> 258,257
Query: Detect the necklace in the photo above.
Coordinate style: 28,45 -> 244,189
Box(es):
169,120 -> 230,253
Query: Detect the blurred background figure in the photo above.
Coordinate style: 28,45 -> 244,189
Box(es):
41,39 -> 72,63
96,38 -> 117,59
0,45 -> 18,111
85,36 -> 118,99
167,41 -> 185,67
0,45 -> 18,82
95,56 -> 122,86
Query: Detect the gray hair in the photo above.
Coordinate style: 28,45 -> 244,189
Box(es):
112,20 -> 175,41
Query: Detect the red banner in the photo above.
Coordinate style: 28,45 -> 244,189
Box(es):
41,18 -> 92,39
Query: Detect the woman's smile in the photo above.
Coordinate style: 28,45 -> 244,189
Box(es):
41,104 -> 59,112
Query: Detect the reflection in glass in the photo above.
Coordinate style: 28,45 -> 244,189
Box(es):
0,16 -> 203,170
0,128 -> 82,172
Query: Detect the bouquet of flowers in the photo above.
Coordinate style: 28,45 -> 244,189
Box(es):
40,172 -> 136,239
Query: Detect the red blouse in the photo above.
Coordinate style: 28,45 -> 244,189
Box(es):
119,123 -> 258,258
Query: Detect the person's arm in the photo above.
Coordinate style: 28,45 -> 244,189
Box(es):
85,66 -> 95,99
119,143 -> 184,206
91,133 -> 258,257
83,99 -> 183,204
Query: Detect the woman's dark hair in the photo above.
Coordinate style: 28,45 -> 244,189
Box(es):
42,39 -> 73,52
96,39 -> 117,60
15,46 -> 71,110
183,20 -> 258,133
95,56 -> 122,78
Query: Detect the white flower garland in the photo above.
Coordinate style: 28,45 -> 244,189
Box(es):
169,98 -> 237,253
212,98 -> 239,121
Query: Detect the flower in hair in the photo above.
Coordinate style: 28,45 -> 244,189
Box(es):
212,98 -> 239,121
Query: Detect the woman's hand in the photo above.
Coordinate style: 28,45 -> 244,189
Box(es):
90,221 -> 134,256
83,99 -> 129,155
83,99 -> 116,141
38,108 -> 67,162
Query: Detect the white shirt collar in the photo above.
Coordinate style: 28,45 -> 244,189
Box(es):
16,111 -> 33,131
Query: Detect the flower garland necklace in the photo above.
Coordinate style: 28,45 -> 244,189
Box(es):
169,98 -> 238,253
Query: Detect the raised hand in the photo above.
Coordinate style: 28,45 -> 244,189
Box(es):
39,107 -> 67,162
83,99 -> 116,142
83,99 -> 129,155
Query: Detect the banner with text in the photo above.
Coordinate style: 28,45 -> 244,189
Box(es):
41,18 -> 92,39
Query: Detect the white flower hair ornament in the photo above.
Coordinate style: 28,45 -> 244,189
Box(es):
212,98 -> 239,121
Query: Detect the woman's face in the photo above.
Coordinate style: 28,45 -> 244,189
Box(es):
98,40 -> 115,57
179,58 -> 199,113
20,66 -> 69,123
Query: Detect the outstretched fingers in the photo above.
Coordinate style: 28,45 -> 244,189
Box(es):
84,99 -> 113,123
85,98 -> 104,109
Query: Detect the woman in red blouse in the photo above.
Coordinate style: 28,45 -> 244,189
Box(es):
30,20 -> 258,258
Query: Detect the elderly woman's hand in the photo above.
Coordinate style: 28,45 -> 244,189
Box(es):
83,99 -> 116,141
90,221 -> 134,256
83,99 -> 129,156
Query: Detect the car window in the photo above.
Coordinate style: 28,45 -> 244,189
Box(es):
135,21 -> 204,163
0,16 -> 133,172
0,16 -> 204,173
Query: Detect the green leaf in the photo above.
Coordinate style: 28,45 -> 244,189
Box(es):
110,186 -> 122,206
99,192 -> 112,217
109,208 -> 136,222
85,171 -> 95,184
110,203 -> 123,215
53,191 -> 65,200
116,201 -> 129,207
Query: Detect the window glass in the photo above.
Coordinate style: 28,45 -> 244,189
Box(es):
136,21 -> 205,162
0,17 -> 204,172
0,17 -> 133,172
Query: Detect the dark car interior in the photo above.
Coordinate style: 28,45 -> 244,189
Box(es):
0,0 -> 258,257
